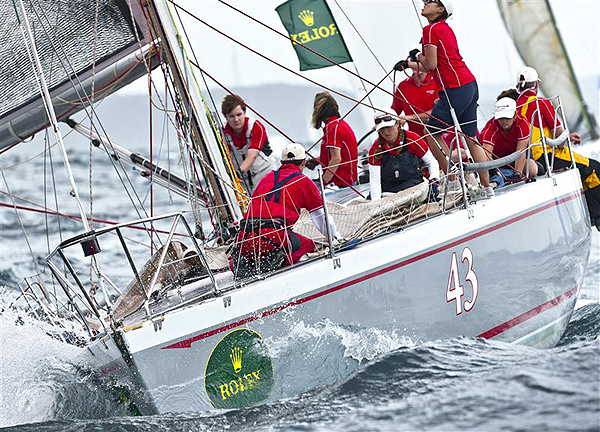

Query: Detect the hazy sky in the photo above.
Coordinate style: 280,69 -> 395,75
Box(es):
125,0 -> 599,91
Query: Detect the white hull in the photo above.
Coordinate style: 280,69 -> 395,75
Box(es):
85,170 -> 591,413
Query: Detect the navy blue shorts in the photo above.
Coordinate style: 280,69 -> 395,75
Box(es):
427,80 -> 479,138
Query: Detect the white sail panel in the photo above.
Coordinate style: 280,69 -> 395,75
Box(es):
497,0 -> 598,137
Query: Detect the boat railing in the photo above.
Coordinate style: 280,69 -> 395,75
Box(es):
443,126 -> 471,213
44,212 -> 220,334
316,165 -> 337,261
554,96 -> 577,170
527,95 -> 576,181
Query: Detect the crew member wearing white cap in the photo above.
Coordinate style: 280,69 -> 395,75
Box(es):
368,113 -> 440,200
480,97 -> 537,181
230,143 -> 337,277
516,66 -> 600,229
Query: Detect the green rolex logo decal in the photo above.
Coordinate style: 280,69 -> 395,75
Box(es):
205,328 -> 274,409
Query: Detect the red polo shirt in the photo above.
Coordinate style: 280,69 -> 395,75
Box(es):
516,89 -> 561,131
244,164 -> 323,226
391,74 -> 439,137
319,115 -> 358,187
480,115 -> 531,159
422,19 -> 475,89
368,130 -> 428,166
223,117 -> 268,151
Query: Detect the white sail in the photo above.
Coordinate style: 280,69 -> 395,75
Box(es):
0,0 -> 156,150
497,0 -> 598,139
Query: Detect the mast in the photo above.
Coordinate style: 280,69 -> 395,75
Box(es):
15,0 -> 90,232
143,0 -> 244,228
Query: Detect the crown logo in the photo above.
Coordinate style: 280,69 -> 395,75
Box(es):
298,9 -> 314,27
230,347 -> 242,373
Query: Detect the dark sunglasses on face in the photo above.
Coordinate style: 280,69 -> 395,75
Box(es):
423,0 -> 440,4
374,116 -> 395,125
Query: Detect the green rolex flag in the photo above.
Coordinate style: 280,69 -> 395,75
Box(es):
275,0 -> 353,71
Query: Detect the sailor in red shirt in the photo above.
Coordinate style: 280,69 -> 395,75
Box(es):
515,67 -> 582,161
308,92 -> 358,187
516,66 -> 600,228
230,143 -> 338,278
391,63 -> 439,137
222,94 -> 275,192
368,114 -> 440,200
397,0 -> 490,190
480,97 -> 537,179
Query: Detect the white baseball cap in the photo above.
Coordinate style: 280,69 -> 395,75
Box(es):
374,113 -> 398,132
439,0 -> 454,16
281,143 -> 306,162
494,97 -> 517,120
517,66 -> 541,84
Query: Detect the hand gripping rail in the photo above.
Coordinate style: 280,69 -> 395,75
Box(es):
462,150 -> 522,172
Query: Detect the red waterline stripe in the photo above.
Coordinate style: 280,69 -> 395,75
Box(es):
477,286 -> 578,339
163,191 -> 582,349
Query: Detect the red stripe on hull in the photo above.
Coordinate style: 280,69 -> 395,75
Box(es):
477,286 -> 578,339
163,191 -> 582,349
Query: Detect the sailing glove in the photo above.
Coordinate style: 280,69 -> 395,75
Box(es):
409,49 -> 420,62
393,60 -> 409,71
305,158 -> 319,170
429,180 -> 440,201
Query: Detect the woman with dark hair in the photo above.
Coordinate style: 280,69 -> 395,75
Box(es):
399,0 -> 492,194
309,92 -> 358,187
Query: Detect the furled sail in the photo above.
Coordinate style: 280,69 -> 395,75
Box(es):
497,0 -> 599,139
0,0 -> 156,151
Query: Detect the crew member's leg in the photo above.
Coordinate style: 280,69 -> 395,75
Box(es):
427,82 -> 489,187
454,81 -> 490,187
425,96 -> 451,173
286,230 -> 316,264
538,147 -> 600,226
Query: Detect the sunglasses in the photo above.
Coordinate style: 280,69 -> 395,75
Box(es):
374,115 -> 396,125
423,0 -> 440,4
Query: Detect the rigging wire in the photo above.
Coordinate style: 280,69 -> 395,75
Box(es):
210,0 -> 396,99
134,1 -> 223,234
169,0 -> 465,148
172,5 -> 226,135
0,192 -> 191,237
331,0 -> 392,83
195,64 -> 367,198
1,168 -> 41,276
163,0 -> 252,216
166,0 -> 388,115
89,0 -> 101,285
170,2 -> 251,213
27,0 -> 158,241
149,69 -> 154,255
43,129 -> 51,255
0,137 -> 60,169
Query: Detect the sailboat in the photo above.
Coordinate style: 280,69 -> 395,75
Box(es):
1,0 -> 592,414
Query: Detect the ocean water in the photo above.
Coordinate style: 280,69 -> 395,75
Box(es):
1,119 -> 599,430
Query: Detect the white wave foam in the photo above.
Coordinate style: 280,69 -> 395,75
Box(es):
0,287 -> 83,427
267,319 -> 418,362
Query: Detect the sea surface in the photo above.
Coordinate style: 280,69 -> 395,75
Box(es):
1,114 -> 599,431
